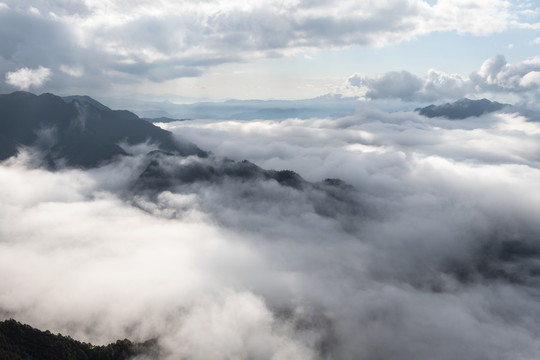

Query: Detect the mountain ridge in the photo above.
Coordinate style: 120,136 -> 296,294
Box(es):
62,95 -> 112,112
0,319 -> 158,360
415,98 -> 508,119
0,91 -> 206,168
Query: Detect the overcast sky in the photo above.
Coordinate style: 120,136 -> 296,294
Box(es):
1,0 -> 540,103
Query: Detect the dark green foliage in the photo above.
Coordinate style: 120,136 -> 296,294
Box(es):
0,319 -> 158,360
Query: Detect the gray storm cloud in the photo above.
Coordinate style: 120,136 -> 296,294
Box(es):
2,107 -> 540,359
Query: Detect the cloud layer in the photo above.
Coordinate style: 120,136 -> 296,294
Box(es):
0,0 -> 527,94
2,107 -> 540,359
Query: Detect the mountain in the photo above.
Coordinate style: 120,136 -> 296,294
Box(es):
0,91 -> 361,225
132,150 -> 362,225
0,319 -> 158,360
62,95 -> 112,112
134,152 -> 306,192
128,95 -> 361,120
0,92 -> 206,168
416,98 -> 508,119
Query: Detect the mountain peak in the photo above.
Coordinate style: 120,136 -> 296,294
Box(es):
416,98 -> 508,119
0,91 -> 206,168
62,94 -> 112,111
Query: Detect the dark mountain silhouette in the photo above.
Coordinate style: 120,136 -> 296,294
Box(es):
132,151 -> 363,226
0,319 -> 158,360
416,98 -> 508,119
0,92 -> 206,168
134,152 -> 306,192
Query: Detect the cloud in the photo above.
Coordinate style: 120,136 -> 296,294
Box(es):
470,54 -> 540,93
0,0 -> 526,93
348,69 -> 471,103
530,36 -> 540,45
348,55 -> 540,104
5,66 -> 51,90
350,71 -> 424,101
3,105 -> 540,358
0,154 -> 336,358
59,64 -> 84,78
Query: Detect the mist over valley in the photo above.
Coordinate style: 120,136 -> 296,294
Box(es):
1,91 -> 540,359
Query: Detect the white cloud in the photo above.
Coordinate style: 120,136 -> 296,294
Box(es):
3,107 -> 540,358
28,6 -> 40,16
355,71 -> 424,101
347,69 -> 470,102
519,70 -> 540,87
69,0 -> 512,58
471,55 -> 540,92
429,0 -> 511,36
348,55 -> 540,103
0,0 -> 527,92
5,66 -> 51,90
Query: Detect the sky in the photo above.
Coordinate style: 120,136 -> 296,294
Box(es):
1,0 -> 540,104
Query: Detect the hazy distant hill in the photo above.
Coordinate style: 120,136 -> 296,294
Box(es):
131,95 -> 361,120
0,92 -> 206,168
416,98 -> 508,119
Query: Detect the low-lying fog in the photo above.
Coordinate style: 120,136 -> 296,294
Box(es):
2,108 -> 540,359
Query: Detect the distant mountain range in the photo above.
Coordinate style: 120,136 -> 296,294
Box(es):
113,94 -> 362,121
415,98 -> 508,119
58,95 -> 512,123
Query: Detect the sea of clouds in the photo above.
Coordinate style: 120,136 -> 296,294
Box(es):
1,107 -> 540,359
